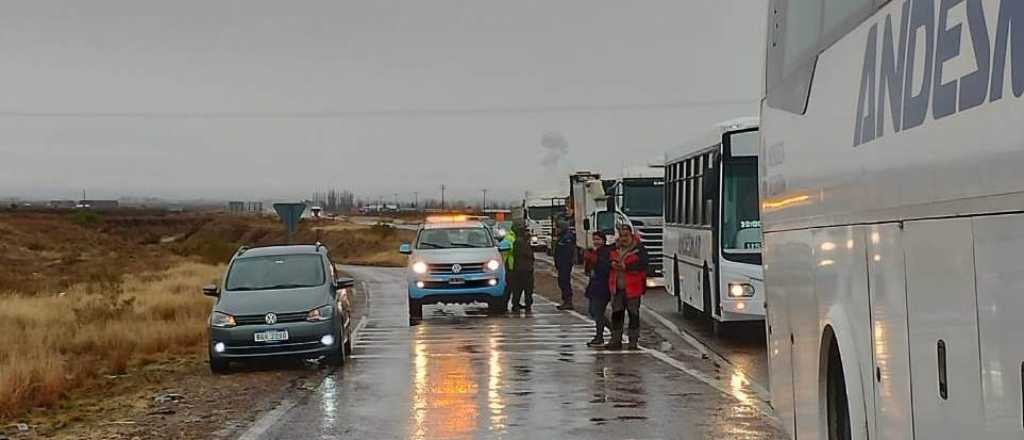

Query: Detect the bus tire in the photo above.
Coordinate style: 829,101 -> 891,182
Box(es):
826,336 -> 852,440
702,264 -> 714,320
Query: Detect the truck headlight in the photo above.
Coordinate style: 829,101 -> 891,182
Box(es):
412,261 -> 428,274
210,312 -> 236,328
728,283 -> 755,298
486,259 -> 500,271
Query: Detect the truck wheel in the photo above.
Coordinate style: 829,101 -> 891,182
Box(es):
712,319 -> 729,337
681,302 -> 699,319
409,299 -> 423,321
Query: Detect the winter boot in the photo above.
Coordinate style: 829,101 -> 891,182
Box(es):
605,329 -> 623,350
627,329 -> 640,350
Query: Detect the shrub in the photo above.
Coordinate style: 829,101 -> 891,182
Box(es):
69,211 -> 101,227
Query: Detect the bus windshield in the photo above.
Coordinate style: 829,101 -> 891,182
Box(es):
721,158 -> 761,264
621,182 -> 664,217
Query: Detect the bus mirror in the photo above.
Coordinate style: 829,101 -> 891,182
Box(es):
583,219 -> 591,231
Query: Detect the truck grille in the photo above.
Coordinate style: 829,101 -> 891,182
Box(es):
428,263 -> 485,275
234,311 -> 308,326
636,226 -> 664,276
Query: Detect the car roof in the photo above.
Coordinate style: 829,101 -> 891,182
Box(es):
235,244 -> 325,259
421,221 -> 486,230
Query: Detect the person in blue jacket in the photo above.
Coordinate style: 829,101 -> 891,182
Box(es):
553,220 -> 576,310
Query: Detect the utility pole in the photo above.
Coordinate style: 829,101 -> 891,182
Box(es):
393,193 -> 399,208
481,189 -> 488,211
413,192 -> 419,210
440,184 -> 446,210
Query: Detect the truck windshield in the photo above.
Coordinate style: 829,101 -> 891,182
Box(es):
621,182 -> 664,217
225,254 -> 325,291
527,206 -> 564,221
417,228 -> 494,249
721,157 -> 761,265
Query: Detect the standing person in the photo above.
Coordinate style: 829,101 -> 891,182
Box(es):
508,223 -> 535,312
607,228 -> 647,350
499,227 -> 516,311
553,220 -> 576,310
583,232 -> 613,347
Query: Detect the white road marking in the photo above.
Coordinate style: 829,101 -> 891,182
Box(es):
533,294 -> 783,425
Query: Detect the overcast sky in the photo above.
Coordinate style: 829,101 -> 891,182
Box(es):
0,0 -> 765,203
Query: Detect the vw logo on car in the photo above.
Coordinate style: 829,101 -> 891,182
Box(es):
451,263 -> 462,273
264,312 -> 277,325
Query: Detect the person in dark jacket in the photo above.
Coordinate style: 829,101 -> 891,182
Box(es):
607,228 -> 648,350
583,232 -> 613,347
508,223 -> 536,312
553,220 -> 576,310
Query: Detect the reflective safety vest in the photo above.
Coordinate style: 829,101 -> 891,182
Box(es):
501,230 -> 516,271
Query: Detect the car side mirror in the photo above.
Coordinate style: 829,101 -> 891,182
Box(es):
498,241 -> 512,252
399,243 -> 412,254
335,277 -> 355,289
202,284 -> 220,297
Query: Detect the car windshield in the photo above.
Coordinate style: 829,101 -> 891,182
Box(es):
225,254 -> 325,291
417,227 -> 494,249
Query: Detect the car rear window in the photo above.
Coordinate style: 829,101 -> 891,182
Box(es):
225,254 -> 325,291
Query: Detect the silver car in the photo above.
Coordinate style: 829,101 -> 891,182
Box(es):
203,244 -> 354,373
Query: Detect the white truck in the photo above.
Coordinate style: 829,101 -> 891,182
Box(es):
569,169 -> 665,287
521,191 -> 567,251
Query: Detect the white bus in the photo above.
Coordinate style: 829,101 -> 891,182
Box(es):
762,0 -> 1024,439
663,118 -> 764,335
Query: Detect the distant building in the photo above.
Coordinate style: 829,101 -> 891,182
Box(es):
49,200 -> 76,209
79,200 -> 119,209
229,201 -> 264,215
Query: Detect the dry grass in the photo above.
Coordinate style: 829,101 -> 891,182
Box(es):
0,262 -> 222,420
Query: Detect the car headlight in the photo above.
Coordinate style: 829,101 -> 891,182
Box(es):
486,259 -> 501,271
210,312 -> 236,328
412,261 -> 428,274
307,305 -> 333,322
728,283 -> 755,298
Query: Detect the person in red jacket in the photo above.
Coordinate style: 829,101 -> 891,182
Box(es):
606,226 -> 647,350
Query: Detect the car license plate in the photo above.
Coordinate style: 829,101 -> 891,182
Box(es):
254,330 -> 289,342
448,276 -> 465,285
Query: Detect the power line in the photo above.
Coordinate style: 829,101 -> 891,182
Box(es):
0,98 -> 757,119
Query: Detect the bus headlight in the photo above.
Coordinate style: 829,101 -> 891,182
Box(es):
728,283 -> 755,298
412,261 -> 428,274
485,259 -> 501,272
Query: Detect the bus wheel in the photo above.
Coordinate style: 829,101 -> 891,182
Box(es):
826,338 -> 852,440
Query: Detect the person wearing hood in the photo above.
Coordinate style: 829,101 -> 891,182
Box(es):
606,225 -> 648,350
508,222 -> 535,312
553,220 -> 576,310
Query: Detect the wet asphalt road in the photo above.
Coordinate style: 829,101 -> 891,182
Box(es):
254,266 -> 785,440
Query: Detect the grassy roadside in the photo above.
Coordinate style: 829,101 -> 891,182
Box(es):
0,263 -> 223,419
0,212 -> 407,431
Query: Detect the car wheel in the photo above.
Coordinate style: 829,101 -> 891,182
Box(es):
326,337 -> 345,366
209,356 -> 230,374
409,299 -> 423,321
487,297 -> 506,315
